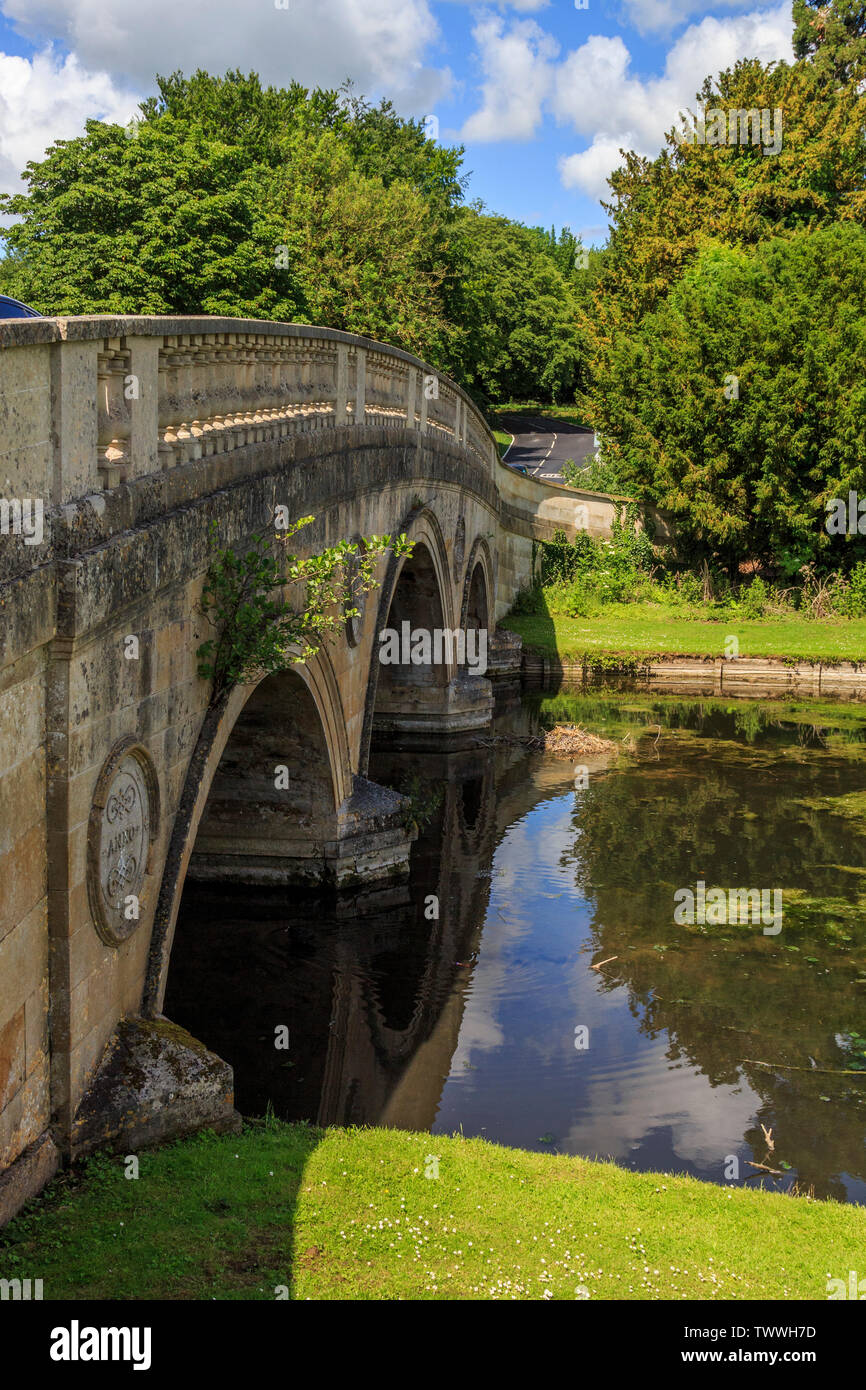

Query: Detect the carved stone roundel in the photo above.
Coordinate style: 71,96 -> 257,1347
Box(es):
88,742 -> 158,947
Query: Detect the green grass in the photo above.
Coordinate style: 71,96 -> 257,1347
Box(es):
503,604 -> 866,664
490,400 -> 588,427
2,1121 -> 865,1300
491,427 -> 513,457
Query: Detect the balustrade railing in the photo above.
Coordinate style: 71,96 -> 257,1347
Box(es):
0,317 -> 499,509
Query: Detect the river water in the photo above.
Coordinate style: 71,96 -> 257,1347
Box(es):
166,691 -> 866,1203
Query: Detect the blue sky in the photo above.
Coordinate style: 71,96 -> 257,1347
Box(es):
0,0 -> 794,245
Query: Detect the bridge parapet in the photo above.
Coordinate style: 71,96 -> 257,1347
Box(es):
0,316 -> 498,520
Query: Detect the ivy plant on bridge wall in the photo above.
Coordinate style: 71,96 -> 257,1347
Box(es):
196,516 -> 412,700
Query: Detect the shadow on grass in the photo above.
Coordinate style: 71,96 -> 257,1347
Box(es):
501,585 -> 564,690
0,1118 -> 325,1301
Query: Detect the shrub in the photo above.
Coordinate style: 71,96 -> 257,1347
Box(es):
196,519 -> 410,697
562,453 -> 637,497
519,522 -> 866,626
537,507 -> 655,605
566,589 -> 596,618
838,561 -> 866,618
799,564 -> 845,620
510,582 -> 546,616
734,575 -> 770,619
539,529 -> 596,585
665,572 -> 704,606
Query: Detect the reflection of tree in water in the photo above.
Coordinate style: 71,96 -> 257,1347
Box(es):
561,736 -> 866,1199
526,691 -> 866,750
563,741 -> 866,894
392,770 -> 445,831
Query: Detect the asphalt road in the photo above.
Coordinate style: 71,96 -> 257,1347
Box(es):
498,413 -> 596,485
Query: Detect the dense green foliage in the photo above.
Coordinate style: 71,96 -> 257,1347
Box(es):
579,1 -> 866,575
444,213 -> 585,402
515,523 -> 866,632
591,226 -> 866,575
0,71 -> 584,405
534,516 -> 654,608
793,0 -> 866,80
562,451 -> 632,497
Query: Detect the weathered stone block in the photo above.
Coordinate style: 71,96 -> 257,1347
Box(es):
0,1130 -> 60,1228
0,344 -> 52,500
0,905 -> 48,1031
0,826 -> 46,944
0,1058 -> 50,1170
24,979 -> 49,1079
50,340 -> 99,502
0,1007 -> 26,1112
70,1016 -> 241,1157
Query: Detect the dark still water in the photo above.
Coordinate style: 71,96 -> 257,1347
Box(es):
165,693 -> 866,1203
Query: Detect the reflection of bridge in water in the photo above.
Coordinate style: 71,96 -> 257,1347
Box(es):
164,692 -> 606,1136
165,693 -> 527,1131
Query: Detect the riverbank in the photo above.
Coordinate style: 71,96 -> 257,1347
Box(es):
518,652 -> 866,699
3,1119 -> 864,1300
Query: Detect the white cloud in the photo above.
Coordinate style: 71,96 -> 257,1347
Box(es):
0,47 -> 136,201
555,3 -> 794,200
664,3 -> 795,83
0,0 -> 457,207
554,36 -> 639,140
1,0 -> 449,111
460,13 -> 559,142
621,0 -> 759,37
0,0 -> 798,224
559,136 -> 638,203
457,1 -> 793,199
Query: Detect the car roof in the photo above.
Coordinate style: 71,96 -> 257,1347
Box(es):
0,295 -> 42,319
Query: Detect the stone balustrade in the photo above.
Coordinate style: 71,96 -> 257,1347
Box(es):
0,316 -> 499,512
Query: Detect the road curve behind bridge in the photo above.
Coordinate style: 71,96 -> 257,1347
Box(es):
498,413 -> 596,486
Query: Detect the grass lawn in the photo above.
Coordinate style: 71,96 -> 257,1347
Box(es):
491,427 -> 513,457
489,400 -> 589,428
2,1120 -> 864,1300
503,605 -> 866,664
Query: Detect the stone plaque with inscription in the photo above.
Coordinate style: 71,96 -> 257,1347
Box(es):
88,743 -> 158,946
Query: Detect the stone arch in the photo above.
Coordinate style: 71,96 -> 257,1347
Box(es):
362,756 -> 497,1082
359,504 -> 456,771
457,535 -> 495,678
144,647 -> 351,1015
455,759 -> 497,857
460,535 -> 494,635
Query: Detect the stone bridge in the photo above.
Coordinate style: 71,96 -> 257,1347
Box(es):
0,314 -> 635,1221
